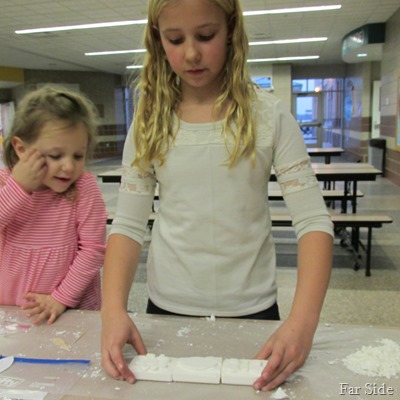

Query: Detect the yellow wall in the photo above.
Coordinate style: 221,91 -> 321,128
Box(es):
0,66 -> 24,83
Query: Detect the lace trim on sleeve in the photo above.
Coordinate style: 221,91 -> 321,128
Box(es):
274,157 -> 319,196
119,164 -> 156,195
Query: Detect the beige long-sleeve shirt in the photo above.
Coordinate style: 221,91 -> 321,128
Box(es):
111,89 -> 333,317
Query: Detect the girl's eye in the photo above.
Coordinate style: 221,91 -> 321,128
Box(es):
48,155 -> 61,160
74,154 -> 84,161
198,34 -> 214,42
166,33 -> 215,45
169,38 -> 183,45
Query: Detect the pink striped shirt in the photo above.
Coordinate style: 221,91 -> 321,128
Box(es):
0,169 -> 107,310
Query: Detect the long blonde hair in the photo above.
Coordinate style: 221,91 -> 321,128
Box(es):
133,0 -> 256,170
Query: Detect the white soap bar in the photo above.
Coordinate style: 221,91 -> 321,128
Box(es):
172,356 -> 223,384
221,358 -> 268,385
129,353 -> 176,382
129,354 -> 268,386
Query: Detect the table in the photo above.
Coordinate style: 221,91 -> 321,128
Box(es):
98,167 -> 123,183
304,163 -> 382,254
98,163 -> 381,214
308,163 -> 381,213
307,147 -> 344,164
0,306 -> 399,399
97,149 -> 344,183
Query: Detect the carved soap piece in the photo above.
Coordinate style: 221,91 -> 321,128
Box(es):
129,353 -> 176,382
221,358 -> 268,385
172,356 -> 223,384
129,354 -> 269,386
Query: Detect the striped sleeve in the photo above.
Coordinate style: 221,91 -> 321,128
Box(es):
51,173 -> 108,308
0,170 -> 31,229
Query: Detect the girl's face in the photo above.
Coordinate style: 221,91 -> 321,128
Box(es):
28,120 -> 88,193
157,0 -> 229,98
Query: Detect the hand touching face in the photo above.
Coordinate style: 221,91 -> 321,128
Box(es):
11,120 -> 88,193
11,148 -> 48,193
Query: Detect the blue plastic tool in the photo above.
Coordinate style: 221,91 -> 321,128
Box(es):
0,355 -> 90,364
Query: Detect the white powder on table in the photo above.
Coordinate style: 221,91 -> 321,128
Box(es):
342,338 -> 400,378
177,326 -> 191,337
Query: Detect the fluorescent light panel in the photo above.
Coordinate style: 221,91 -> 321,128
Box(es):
128,55 -> 320,69
15,5 -> 341,34
87,37 -> 328,57
249,37 -> 327,46
14,4 -> 334,68
15,20 -> 147,34
86,49 -> 146,56
243,5 -> 341,16
248,55 -> 320,62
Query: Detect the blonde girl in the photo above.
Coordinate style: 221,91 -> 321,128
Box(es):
101,0 -> 333,392
0,85 -> 107,325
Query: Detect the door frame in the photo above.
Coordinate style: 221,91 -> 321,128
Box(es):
292,92 -> 323,147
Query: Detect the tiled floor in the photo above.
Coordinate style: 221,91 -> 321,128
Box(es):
90,155 -> 400,328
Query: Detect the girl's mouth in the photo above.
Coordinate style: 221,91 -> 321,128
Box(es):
55,177 -> 71,183
187,69 -> 205,75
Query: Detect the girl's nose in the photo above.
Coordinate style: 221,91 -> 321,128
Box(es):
185,41 -> 201,63
62,159 -> 74,172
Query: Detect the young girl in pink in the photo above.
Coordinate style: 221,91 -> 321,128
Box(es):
0,85 -> 107,325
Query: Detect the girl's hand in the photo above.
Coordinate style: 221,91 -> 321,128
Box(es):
21,293 -> 67,325
252,318 -> 315,391
101,309 -> 147,383
12,149 -> 47,193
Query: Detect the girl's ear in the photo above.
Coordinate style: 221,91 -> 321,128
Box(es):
11,137 -> 28,158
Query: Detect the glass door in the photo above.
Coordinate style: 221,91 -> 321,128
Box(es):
293,93 -> 323,147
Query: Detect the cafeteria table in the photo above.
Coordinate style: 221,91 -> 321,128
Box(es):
304,163 -> 381,213
307,147 -> 344,164
98,162 -> 381,214
0,306 -> 399,399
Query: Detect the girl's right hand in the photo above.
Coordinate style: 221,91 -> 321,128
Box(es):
12,149 -> 47,193
22,292 -> 67,325
101,309 -> 147,383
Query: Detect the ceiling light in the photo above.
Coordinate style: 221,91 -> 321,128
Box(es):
243,5 -> 341,16
85,49 -> 146,56
249,37 -> 327,46
128,55 -> 320,69
88,37 -> 327,58
15,20 -> 147,34
16,5 -> 341,35
248,56 -> 320,63
357,53 -> 368,57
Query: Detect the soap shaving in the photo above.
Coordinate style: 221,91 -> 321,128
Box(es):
342,338 -> 400,378
271,387 -> 290,399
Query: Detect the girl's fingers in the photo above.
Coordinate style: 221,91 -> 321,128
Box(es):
102,349 -> 131,382
47,313 -> 57,325
259,360 -> 296,391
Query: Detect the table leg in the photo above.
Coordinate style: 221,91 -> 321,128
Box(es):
352,181 -> 358,214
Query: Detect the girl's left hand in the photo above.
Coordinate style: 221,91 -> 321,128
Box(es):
21,293 -> 67,325
252,318 -> 315,391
